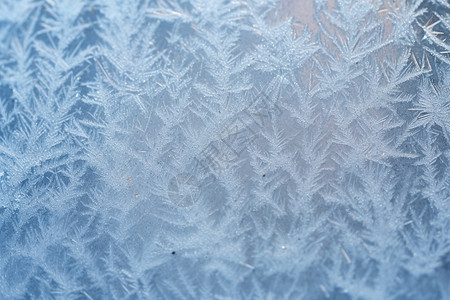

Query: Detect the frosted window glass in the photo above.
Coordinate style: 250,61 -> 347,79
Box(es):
1,0 -> 449,299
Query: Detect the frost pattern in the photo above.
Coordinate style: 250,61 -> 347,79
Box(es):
1,0 -> 450,299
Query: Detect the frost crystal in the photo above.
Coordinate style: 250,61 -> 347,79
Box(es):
1,0 -> 449,299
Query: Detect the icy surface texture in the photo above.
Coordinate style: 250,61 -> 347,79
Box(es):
1,0 -> 450,299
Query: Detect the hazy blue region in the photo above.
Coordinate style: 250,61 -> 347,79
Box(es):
1,0 -> 450,299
